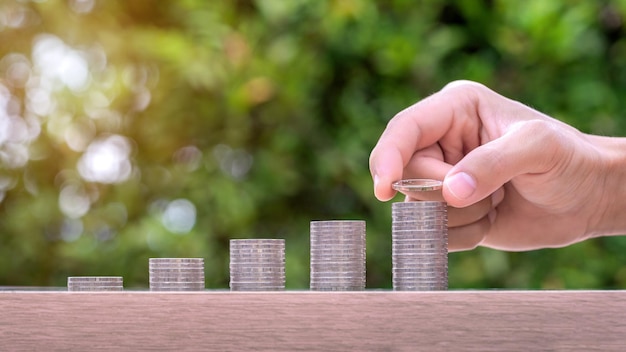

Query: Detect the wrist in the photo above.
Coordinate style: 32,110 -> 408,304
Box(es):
587,134 -> 626,238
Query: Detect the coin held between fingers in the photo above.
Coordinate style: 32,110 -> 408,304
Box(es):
392,179 -> 443,198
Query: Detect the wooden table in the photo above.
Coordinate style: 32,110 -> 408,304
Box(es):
0,290 -> 624,351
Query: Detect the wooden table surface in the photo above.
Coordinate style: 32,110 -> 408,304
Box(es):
0,290 -> 624,351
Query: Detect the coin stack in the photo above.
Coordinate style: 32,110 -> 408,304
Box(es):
229,239 -> 285,291
310,220 -> 366,291
149,258 -> 205,291
392,201 -> 448,291
67,276 -> 123,291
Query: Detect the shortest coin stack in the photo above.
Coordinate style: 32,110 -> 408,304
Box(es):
67,276 -> 123,291
230,239 -> 285,291
149,258 -> 205,291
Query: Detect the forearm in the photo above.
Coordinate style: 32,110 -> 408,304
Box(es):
588,134 -> 626,238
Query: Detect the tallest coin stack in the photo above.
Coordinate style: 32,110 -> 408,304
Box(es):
392,201 -> 448,291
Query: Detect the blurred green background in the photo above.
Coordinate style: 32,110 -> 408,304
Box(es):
1,0 -> 625,290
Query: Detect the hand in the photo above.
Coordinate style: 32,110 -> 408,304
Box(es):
369,80 -> 626,252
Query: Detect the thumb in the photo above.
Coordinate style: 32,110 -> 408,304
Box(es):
442,120 -> 563,207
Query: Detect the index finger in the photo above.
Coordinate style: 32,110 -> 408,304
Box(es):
369,81 -> 483,201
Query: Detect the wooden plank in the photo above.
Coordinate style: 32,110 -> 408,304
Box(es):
0,291 -> 624,351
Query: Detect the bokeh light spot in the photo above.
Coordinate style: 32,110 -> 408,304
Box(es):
77,134 -> 133,184
161,198 -> 196,234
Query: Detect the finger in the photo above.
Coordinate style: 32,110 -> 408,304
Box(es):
442,120 -> 569,208
448,217 -> 491,252
447,187 -> 504,226
403,144 -> 450,180
401,147 -> 450,201
447,197 -> 492,227
370,81 -> 489,201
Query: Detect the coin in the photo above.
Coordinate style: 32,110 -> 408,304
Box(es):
67,276 -> 124,291
392,179 -> 443,193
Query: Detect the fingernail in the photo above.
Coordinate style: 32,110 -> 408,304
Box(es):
445,172 -> 476,200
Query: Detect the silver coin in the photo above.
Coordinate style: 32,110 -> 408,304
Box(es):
229,247 -> 285,252
394,270 -> 447,275
310,238 -> 364,243
392,207 -> 447,213
310,220 -> 366,226
230,265 -> 284,270
393,223 -> 446,228
393,279 -> 448,284
149,267 -> 205,271
392,247 -> 447,252
393,277 -> 448,282
68,276 -> 123,281
68,287 -> 123,292
393,209 -> 447,215
391,236 -> 447,241
150,287 -> 204,291
229,252 -> 285,257
393,270 -> 447,275
310,262 -> 365,267
230,239 -> 284,244
310,256 -> 365,261
310,261 -> 365,266
392,219 -> 446,224
310,244 -> 365,249
392,179 -> 443,192
309,247 -> 366,252
309,244 -> 365,249
231,279 -> 285,283
229,257 -> 285,261
392,246 -> 447,251
310,233 -> 365,237
392,262 -> 448,267
310,252 -> 365,257
392,241 -> 447,246
230,286 -> 285,290
393,258 -> 448,263
229,284 -> 285,288
149,258 -> 203,263
231,272 -> 285,277
149,282 -> 205,287
310,286 -> 364,291
229,281 -> 285,285
392,253 -> 447,258
392,236 -> 446,240
229,245 -> 285,250
229,259 -> 285,263
67,284 -> 124,287
310,277 -> 365,282
310,279 -> 365,283
229,262 -> 285,268
149,266 -> 205,271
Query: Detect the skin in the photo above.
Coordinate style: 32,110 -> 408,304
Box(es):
369,80 -> 626,252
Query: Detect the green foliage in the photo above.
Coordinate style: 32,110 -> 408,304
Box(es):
0,0 -> 625,289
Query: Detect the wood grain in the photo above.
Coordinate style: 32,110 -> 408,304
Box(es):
0,290 -> 624,351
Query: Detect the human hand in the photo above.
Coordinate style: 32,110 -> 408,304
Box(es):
369,80 -> 626,251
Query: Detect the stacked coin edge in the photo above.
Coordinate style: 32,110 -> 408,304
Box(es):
149,258 -> 205,291
310,220 -> 366,291
230,239 -> 286,291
